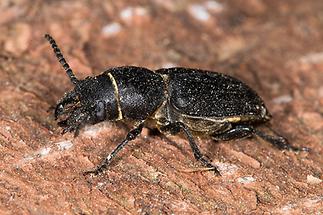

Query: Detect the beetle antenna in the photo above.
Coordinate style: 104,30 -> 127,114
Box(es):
44,34 -> 79,85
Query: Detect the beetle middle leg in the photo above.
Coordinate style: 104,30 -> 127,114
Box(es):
84,123 -> 144,175
160,122 -> 221,175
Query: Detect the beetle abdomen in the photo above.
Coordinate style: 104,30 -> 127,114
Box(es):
109,66 -> 165,120
157,67 -> 268,119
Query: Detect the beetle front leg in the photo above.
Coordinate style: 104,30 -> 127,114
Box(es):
84,123 -> 144,175
160,122 -> 221,175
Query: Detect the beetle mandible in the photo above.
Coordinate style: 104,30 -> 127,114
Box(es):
45,34 -> 308,175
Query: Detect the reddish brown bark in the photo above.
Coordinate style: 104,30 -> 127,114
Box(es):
0,0 -> 322,214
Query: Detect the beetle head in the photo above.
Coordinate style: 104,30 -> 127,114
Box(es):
54,76 -> 120,135
45,34 -> 118,135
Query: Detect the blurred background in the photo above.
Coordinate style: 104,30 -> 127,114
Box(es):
0,0 -> 322,214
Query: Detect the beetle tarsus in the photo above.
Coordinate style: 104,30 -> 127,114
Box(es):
197,156 -> 221,175
84,123 -> 144,175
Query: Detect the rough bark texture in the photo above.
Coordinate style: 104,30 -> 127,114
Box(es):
0,0 -> 322,214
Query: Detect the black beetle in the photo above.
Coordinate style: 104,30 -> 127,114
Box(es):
45,34 -> 308,175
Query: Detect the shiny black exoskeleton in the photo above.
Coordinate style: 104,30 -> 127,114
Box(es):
45,34 -> 308,175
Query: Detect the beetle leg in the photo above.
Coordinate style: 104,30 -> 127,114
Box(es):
213,125 -> 309,152
212,125 -> 254,141
160,122 -> 221,175
253,129 -> 310,152
84,123 -> 144,175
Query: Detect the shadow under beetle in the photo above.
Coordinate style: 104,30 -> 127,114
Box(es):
45,34 -> 309,175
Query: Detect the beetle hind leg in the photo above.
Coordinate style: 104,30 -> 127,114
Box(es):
213,125 -> 309,152
253,129 -> 310,152
212,125 -> 254,141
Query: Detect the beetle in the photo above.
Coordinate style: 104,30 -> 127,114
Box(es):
45,34 -> 308,175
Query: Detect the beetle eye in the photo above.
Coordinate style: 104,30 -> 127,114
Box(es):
95,101 -> 106,121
